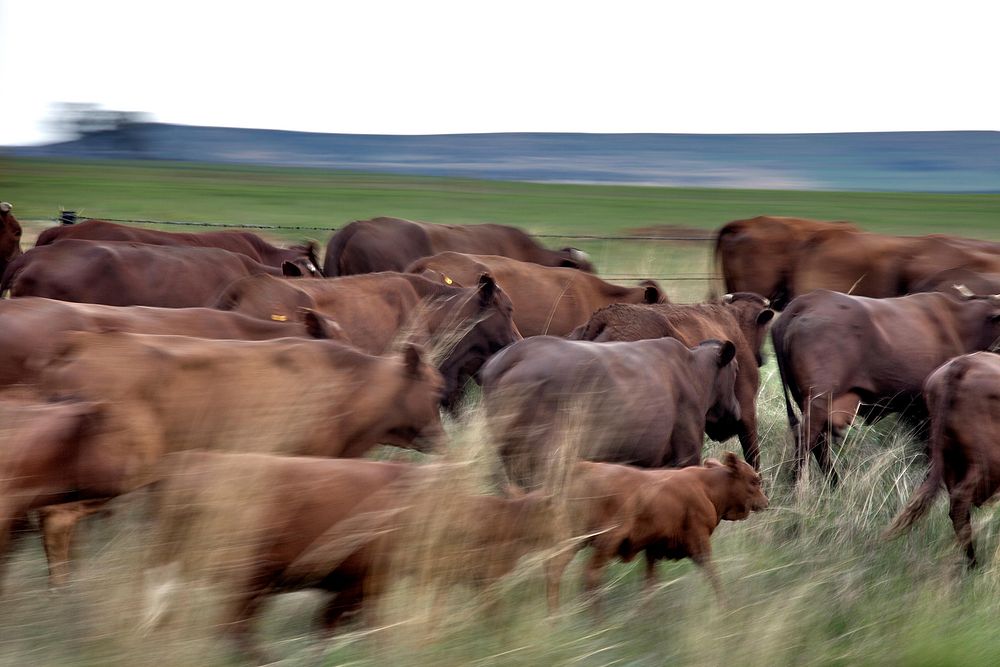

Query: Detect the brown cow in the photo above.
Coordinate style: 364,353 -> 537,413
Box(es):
6,333 -> 445,587
406,252 -> 666,336
546,454 -> 767,614
0,202 -> 23,285
143,453 -> 554,660
214,271 -> 522,408
2,240 -> 292,307
0,397 -> 106,593
909,267 -> 1000,300
35,219 -> 322,275
0,297 -> 342,387
714,216 -> 857,309
790,228 -> 1000,302
567,292 -> 774,468
481,335 -> 740,487
324,216 -> 594,276
884,352 -> 1000,566
772,290 -> 1000,483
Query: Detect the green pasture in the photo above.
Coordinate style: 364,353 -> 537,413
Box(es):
3,157 -> 1000,665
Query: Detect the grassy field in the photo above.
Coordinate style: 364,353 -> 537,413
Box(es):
3,157 -> 1000,666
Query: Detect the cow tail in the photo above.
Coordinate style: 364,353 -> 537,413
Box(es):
883,361 -> 957,539
772,321 -> 799,432
322,221 -> 362,277
0,252 -> 27,296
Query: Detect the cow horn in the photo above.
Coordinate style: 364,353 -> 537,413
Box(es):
722,293 -> 734,303
953,284 -> 974,298
762,297 -> 771,307
569,248 -> 589,261
0,202 -> 11,213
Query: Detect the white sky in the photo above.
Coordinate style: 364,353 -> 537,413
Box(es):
1,0 -> 998,145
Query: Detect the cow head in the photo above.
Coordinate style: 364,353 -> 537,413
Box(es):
382,343 -> 446,452
280,241 -> 323,277
556,247 -> 595,273
715,452 -> 769,520
698,339 -> 740,427
952,289 -> 1000,352
721,292 -> 775,366
214,274 -> 318,324
433,273 -> 522,410
0,202 -> 24,281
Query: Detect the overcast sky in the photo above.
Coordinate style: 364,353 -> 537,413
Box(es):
1,0 -> 998,145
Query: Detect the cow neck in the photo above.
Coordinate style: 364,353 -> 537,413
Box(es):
694,467 -> 732,526
689,346 -> 721,413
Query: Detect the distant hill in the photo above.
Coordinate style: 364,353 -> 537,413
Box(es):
9,124 -> 1000,192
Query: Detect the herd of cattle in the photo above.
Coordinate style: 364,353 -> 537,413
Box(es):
1,205 -> 999,657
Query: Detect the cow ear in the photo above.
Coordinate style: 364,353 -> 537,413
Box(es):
722,451 -> 740,471
717,340 -> 737,367
639,280 -> 664,304
282,261 -> 304,277
298,307 -> 342,340
478,273 -> 497,305
403,343 -> 424,377
756,309 -> 775,325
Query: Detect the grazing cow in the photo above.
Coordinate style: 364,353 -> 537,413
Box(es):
2,241 -> 293,307
885,352 -> 1000,566
323,216 -> 594,276
773,290 -> 1000,483
0,297 -> 342,387
568,292 -> 774,468
7,333 -> 445,587
143,453 -> 554,661
714,216 -> 858,309
406,252 -> 666,336
481,336 -> 740,487
35,219 -> 322,275
214,272 -> 522,408
0,397 -> 106,592
546,454 -> 767,614
0,202 -> 23,286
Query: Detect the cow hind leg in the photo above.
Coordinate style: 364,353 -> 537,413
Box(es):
947,472 -> 980,567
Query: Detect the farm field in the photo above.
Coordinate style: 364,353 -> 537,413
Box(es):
3,158 -> 1000,666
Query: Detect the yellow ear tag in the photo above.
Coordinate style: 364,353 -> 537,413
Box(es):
444,275 -> 454,285
271,314 -> 288,322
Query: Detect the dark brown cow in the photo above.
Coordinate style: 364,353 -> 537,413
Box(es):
567,292 -> 774,468
481,335 -> 740,487
2,240 -> 289,306
714,216 -> 858,309
214,271 -> 522,408
323,216 -> 594,276
0,297 -> 342,387
406,252 -> 666,336
0,202 -> 23,285
885,352 -> 1000,566
5,333 -> 445,587
909,267 -> 1000,300
35,219 -> 322,275
143,453 -> 554,660
773,290 -> 1000,483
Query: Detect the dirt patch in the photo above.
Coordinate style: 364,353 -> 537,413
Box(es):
626,224 -> 714,240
